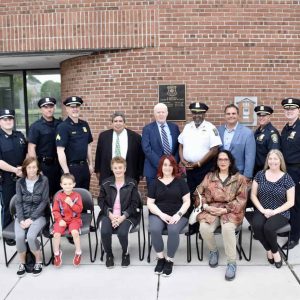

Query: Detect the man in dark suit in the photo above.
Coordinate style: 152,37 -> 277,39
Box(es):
94,112 -> 144,184
142,103 -> 180,188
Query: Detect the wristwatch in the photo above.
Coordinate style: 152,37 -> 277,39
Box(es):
177,211 -> 183,217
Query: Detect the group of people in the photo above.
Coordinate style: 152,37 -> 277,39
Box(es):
0,95 -> 299,280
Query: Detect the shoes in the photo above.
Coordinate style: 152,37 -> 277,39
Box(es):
282,240 -> 299,250
54,250 -> 62,268
208,250 -> 219,268
106,255 -> 114,269
162,260 -> 174,277
32,263 -> 43,276
277,232 -> 289,237
17,263 -> 26,277
73,253 -> 82,267
275,258 -> 282,269
225,263 -> 237,281
154,257 -> 166,275
267,257 -> 274,265
67,237 -> 74,244
5,239 -> 16,246
121,253 -> 130,267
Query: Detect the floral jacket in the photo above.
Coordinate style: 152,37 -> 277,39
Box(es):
195,171 -> 248,225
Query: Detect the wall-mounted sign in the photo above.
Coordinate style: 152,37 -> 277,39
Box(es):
159,84 -> 186,121
234,96 -> 257,126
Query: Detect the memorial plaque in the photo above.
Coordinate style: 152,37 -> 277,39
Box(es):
159,84 -> 185,121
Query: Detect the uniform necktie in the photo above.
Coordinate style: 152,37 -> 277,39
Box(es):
161,124 -> 171,155
115,134 -> 121,157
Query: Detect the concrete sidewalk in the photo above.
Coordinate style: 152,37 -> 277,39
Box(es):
1,208 -> 299,300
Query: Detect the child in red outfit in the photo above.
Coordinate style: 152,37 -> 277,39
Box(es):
52,173 -> 83,267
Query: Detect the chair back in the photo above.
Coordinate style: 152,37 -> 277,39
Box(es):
9,194 -> 17,217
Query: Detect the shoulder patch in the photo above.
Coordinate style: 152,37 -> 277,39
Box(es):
213,128 -> 219,136
56,134 -> 61,141
271,133 -> 279,143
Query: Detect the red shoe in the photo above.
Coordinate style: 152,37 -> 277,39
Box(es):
73,253 -> 82,267
54,251 -> 62,268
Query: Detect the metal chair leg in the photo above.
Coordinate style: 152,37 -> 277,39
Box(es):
3,239 -> 18,267
147,231 -> 152,263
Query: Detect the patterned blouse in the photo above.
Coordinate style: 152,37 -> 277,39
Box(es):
196,171 -> 248,225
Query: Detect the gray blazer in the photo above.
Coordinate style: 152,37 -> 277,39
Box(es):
218,123 -> 256,178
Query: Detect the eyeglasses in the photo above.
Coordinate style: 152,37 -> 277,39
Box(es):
218,158 -> 229,162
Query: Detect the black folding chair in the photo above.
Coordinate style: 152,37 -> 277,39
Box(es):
52,188 -> 98,262
2,195 -> 53,267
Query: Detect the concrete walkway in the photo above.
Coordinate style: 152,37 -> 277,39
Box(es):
1,208 -> 299,300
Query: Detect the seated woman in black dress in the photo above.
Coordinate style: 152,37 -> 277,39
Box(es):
147,155 -> 190,277
251,149 -> 295,268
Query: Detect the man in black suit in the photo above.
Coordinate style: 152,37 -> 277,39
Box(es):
94,112 -> 144,184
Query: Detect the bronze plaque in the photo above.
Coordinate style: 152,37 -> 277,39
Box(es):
159,84 -> 185,121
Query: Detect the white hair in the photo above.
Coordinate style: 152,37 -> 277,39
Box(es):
154,103 -> 168,113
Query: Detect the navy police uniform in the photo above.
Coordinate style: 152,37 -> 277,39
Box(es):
28,97 -> 61,198
0,109 -> 27,228
254,105 -> 280,175
281,98 -> 300,247
56,96 -> 93,189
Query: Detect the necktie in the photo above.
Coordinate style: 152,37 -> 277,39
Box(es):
161,124 -> 172,155
115,134 -> 121,157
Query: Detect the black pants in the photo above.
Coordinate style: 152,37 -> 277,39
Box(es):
40,162 -> 61,199
286,166 -> 300,242
100,216 -> 132,256
69,163 -> 90,190
1,175 -> 16,228
252,211 -> 289,253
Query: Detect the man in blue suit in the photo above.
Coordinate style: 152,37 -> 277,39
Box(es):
142,103 -> 180,188
218,104 -> 256,180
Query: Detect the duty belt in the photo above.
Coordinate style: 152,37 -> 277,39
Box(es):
68,160 -> 87,167
38,157 -> 57,164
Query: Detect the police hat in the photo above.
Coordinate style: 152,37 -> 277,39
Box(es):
254,105 -> 273,115
0,109 -> 15,119
189,102 -> 209,113
281,98 -> 300,109
38,97 -> 56,108
63,96 -> 83,106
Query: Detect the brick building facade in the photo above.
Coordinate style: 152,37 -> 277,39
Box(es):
1,0 -> 300,196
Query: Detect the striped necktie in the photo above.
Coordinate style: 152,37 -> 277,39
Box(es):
161,124 -> 172,155
115,134 -> 121,157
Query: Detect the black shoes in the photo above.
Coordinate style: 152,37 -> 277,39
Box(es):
32,263 -> 43,276
67,237 -> 74,244
267,257 -> 274,265
282,240 -> 299,250
162,260 -> 173,277
106,255 -> 114,269
275,259 -> 282,269
6,239 -> 16,246
154,258 -> 166,275
17,263 -> 26,277
121,253 -> 130,267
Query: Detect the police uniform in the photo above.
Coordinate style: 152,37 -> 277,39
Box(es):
56,96 -> 93,189
28,97 -> 62,198
0,109 -> 27,228
281,98 -> 300,248
178,102 -> 222,193
254,105 -> 280,175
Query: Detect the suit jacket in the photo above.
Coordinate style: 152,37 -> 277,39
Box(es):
142,121 -> 180,178
94,129 -> 144,184
218,123 -> 256,178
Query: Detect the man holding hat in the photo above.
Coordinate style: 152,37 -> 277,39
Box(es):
0,109 -> 27,243
28,97 -> 61,199
281,97 -> 300,250
178,102 -> 222,194
56,96 -> 93,190
253,105 -> 280,175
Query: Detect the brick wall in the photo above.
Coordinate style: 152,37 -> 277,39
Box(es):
2,0 -> 300,198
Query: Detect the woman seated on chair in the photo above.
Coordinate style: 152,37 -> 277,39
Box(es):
15,157 -> 49,277
195,150 -> 247,281
251,149 -> 295,268
147,155 -> 190,277
98,156 -> 140,269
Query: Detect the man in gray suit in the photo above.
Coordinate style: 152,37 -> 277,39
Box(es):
218,104 -> 256,180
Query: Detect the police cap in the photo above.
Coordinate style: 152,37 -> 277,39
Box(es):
281,98 -> 300,109
63,96 -> 83,106
38,97 -> 56,108
254,105 -> 273,115
0,109 -> 15,119
189,102 -> 209,113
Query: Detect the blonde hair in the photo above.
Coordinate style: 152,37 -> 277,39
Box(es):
111,156 -> 127,168
263,149 -> 286,172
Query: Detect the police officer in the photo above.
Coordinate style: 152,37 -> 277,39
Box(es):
253,105 -> 280,175
56,96 -> 93,190
281,98 -> 300,250
0,109 -> 27,244
28,97 -> 61,199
